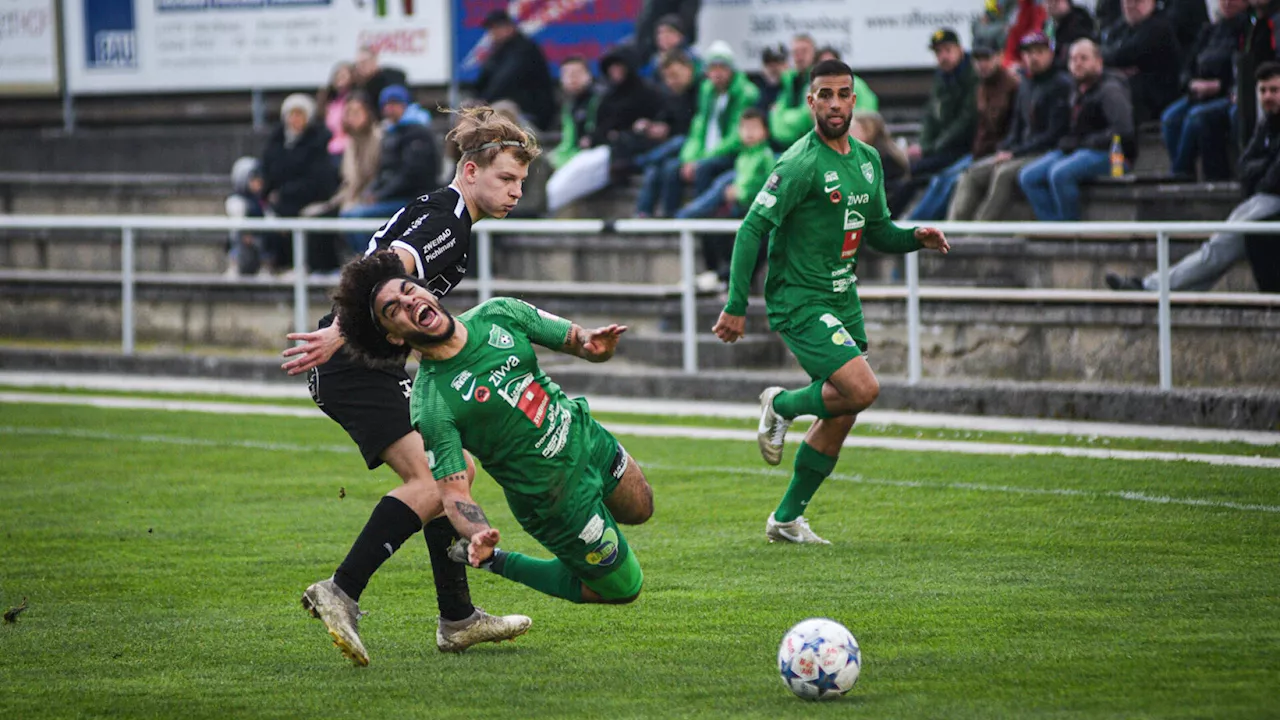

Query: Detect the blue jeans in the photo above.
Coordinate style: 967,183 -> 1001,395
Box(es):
641,153 -> 736,217
340,199 -> 409,254
908,154 -> 973,221
675,169 -> 737,219
635,136 -> 686,215
1018,149 -> 1111,221
1161,95 -> 1233,179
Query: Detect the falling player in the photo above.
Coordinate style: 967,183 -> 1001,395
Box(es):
712,59 -> 950,544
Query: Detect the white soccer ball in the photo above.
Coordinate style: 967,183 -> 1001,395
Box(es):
777,618 -> 862,700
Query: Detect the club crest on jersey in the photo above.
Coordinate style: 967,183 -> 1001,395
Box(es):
861,161 -> 875,183
488,325 -> 514,349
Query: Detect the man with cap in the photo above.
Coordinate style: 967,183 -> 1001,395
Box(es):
907,39 -> 1020,220
475,10 -> 555,130
636,40 -> 760,217
892,29 -> 978,213
949,31 -> 1072,221
339,85 -> 440,254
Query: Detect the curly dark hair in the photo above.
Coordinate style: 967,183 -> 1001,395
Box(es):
332,250 -> 414,367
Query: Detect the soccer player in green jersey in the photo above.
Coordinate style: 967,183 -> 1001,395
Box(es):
332,250 -> 654,605
713,59 -> 951,545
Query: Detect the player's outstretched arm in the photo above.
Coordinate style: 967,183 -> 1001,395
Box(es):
563,323 -> 628,363
437,471 -> 500,567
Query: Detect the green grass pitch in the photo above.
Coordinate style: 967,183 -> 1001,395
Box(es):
1,402 -> 1277,719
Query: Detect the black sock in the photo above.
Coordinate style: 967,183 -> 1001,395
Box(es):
422,517 -> 476,622
333,496 -> 423,601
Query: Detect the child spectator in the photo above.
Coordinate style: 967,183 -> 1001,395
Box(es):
550,57 -> 598,170
224,156 -> 267,277
318,62 -> 355,165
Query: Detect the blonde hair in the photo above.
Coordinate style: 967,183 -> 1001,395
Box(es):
853,111 -> 908,171
444,105 -> 541,169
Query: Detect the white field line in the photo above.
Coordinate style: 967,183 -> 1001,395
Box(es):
1,371 -> 1275,446
2,391 -> 1278,469
1,424 -> 1276,515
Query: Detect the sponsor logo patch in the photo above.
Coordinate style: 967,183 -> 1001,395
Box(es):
426,450 -> 437,470
475,386 -> 491,403
450,370 -> 473,391
764,173 -> 779,191
585,527 -> 620,566
832,328 -> 856,347
824,170 -> 839,183
829,189 -> 842,204
578,514 -> 605,544
755,190 -> 777,208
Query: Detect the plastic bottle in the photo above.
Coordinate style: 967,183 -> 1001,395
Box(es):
1110,135 -> 1125,178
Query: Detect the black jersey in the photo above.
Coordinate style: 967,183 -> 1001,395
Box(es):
361,182 -> 473,298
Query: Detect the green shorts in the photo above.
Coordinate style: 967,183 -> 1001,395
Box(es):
504,419 -> 643,600
778,306 -> 868,382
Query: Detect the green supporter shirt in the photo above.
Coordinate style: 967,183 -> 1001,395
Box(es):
723,131 -> 920,328
410,298 -> 591,504
732,141 -> 776,210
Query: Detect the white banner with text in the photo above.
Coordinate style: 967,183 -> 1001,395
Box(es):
0,0 -> 60,94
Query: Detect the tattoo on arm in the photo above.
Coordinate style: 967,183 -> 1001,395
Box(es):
436,471 -> 468,484
454,501 -> 490,527
564,324 -> 584,357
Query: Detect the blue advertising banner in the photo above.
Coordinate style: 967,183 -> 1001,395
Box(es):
453,0 -> 640,83
83,0 -> 137,68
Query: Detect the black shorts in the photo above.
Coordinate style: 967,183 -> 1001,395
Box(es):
309,346 -> 414,470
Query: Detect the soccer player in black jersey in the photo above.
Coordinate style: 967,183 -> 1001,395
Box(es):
281,107 -> 541,665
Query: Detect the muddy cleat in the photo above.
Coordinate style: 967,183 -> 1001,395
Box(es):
766,513 -> 831,545
437,607 -> 532,653
757,386 -> 792,466
301,577 -> 369,667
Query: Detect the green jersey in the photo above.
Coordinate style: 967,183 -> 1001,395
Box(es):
410,298 -> 590,501
723,130 -> 920,328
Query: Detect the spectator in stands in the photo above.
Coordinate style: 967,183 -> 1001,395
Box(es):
852,111 -> 912,214
339,86 -> 439,253
259,93 -> 339,271
1235,0 -> 1280,152
302,93 -> 383,219
813,46 -> 881,111
909,40 -> 1020,220
317,62 -> 355,165
1108,62 -> 1280,291
1047,0 -> 1098,70
550,57 -> 598,170
1100,0 -> 1181,124
1097,0 -> 1208,48
224,156 -> 267,277
636,41 -> 759,218
768,34 -> 818,148
545,45 -> 663,213
892,29 -> 978,212
476,10 -> 556,130
754,45 -> 788,111
1000,0 -> 1050,68
950,31 -> 1073,220
634,0 -> 701,60
1096,0 -> 1122,28
616,50 -> 701,177
973,0 -> 1018,59
641,15 -> 698,79
1020,39 -> 1134,221
353,46 -> 407,121
1162,0 -> 1248,180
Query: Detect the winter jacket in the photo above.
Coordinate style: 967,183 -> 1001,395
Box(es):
732,141 -> 776,208
973,65 -> 1021,159
680,71 -> 761,163
1101,12 -> 1181,123
767,68 -> 878,147
1236,2 -> 1280,148
920,55 -> 979,158
657,80 -> 699,137
476,32 -> 556,130
1052,5 -> 1098,71
332,123 -> 383,212
1238,113 -> 1280,197
1180,13 -> 1249,101
592,46 -> 665,147
369,104 -> 439,202
1059,71 -> 1136,159
1162,0 -> 1210,52
260,122 -> 338,218
1000,68 -> 1073,158
551,90 -> 600,169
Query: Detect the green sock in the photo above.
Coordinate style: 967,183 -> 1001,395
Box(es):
498,551 -> 584,603
773,442 -> 838,523
772,379 -> 832,420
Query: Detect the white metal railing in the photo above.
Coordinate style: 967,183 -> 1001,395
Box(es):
3,214 -> 1280,390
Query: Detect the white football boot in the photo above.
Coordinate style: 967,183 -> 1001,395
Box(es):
301,577 -> 369,666
766,513 -> 831,545
437,608 -> 532,653
757,386 -> 792,466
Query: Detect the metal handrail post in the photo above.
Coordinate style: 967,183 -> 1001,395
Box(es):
679,229 -> 698,373
906,251 -> 922,385
121,227 -> 135,355
292,229 -> 308,335
1156,231 -> 1172,390
477,229 -> 493,303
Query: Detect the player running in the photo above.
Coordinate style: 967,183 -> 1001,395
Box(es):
281,107 -> 538,665
712,59 -> 950,545
331,250 -> 654,606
